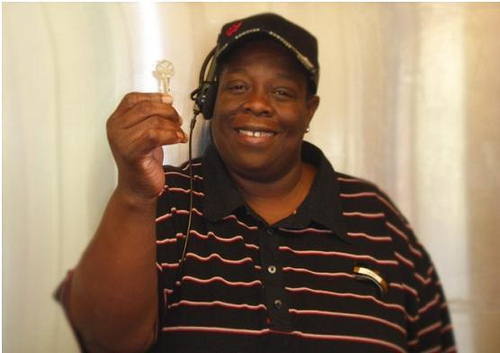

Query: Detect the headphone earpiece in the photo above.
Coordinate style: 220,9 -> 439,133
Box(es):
194,81 -> 218,120
191,47 -> 218,120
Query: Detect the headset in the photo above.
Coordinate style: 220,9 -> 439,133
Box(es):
190,46 -> 219,120
177,46 -> 219,276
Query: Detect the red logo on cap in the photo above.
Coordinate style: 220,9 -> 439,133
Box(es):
226,21 -> 243,37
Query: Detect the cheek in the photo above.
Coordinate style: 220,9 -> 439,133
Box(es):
210,116 -> 230,152
280,108 -> 310,132
210,117 -> 222,142
210,97 -> 226,140
212,94 -> 238,121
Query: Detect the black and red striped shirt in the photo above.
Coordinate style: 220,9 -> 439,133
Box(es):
151,142 -> 456,353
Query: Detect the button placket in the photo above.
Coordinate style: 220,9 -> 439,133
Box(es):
259,226 -> 291,330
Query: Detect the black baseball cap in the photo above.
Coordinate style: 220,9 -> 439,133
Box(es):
214,13 -> 320,93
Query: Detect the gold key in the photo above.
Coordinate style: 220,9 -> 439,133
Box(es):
152,60 -> 175,93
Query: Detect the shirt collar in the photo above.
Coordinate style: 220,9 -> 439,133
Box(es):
202,141 -> 348,242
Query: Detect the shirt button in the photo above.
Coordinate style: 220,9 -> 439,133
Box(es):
267,265 -> 277,274
273,299 -> 283,309
266,228 -> 274,236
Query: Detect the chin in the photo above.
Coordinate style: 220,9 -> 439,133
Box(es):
231,156 -> 271,174
234,155 -> 294,183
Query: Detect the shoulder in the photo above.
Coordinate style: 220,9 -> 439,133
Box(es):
331,172 -> 455,348
335,172 -> 408,221
335,172 -> 423,250
335,173 -> 440,288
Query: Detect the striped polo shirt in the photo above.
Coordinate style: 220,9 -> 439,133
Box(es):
151,142 -> 455,353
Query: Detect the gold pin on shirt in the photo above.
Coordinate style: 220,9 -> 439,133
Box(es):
353,266 -> 388,297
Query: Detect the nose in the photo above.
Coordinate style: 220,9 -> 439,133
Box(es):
242,89 -> 273,117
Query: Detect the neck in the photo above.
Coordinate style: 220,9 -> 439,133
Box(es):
229,162 -> 316,225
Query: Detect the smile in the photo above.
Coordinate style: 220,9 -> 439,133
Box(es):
236,129 -> 275,138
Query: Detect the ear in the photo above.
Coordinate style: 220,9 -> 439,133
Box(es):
305,95 -> 320,126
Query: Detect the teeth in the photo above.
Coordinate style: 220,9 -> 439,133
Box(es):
238,129 -> 274,138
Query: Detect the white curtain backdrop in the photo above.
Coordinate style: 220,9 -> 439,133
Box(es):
3,3 -> 500,352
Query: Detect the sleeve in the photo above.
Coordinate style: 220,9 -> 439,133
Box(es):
53,270 -> 90,353
54,165 -> 183,353
373,186 -> 457,352
407,249 -> 457,352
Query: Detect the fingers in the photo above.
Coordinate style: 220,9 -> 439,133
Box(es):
112,115 -> 188,158
110,92 -> 181,129
120,102 -> 182,130
108,92 -> 187,148
115,92 -> 173,115
105,92 -> 188,200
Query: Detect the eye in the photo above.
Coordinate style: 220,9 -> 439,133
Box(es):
225,81 -> 248,94
274,89 -> 290,96
272,88 -> 295,100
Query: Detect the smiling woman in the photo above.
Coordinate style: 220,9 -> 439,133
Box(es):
211,39 -> 318,184
210,38 -> 320,224
3,3 -> 500,353
51,12 -> 456,352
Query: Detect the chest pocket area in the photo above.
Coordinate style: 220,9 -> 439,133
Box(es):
280,237 -> 407,344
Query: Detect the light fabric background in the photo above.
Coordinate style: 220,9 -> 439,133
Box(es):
3,3 -> 500,352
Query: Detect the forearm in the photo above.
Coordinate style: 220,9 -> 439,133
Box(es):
69,187 -> 159,352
